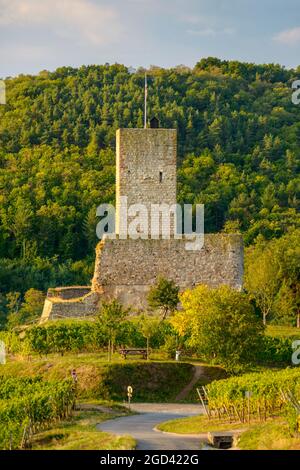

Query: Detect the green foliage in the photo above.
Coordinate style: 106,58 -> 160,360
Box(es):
256,336 -> 293,364
245,230 -> 300,326
0,257 -> 93,296
172,284 -> 265,371
205,368 -> 300,431
98,362 -> 194,402
0,376 -> 75,449
284,402 -> 300,435
0,59 -> 298,319
7,288 -> 44,328
0,330 -> 25,354
25,316 -> 176,356
98,300 -> 129,361
148,277 -> 179,319
27,321 -> 97,356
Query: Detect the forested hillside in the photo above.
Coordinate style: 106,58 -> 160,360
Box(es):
0,57 -> 299,325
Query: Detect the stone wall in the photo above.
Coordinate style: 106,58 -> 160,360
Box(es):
92,234 -> 243,310
40,127 -> 244,321
47,286 -> 91,300
40,292 -> 100,323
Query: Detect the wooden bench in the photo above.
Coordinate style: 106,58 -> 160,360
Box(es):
119,348 -> 148,360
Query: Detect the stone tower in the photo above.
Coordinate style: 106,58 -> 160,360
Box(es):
116,128 -> 177,237
40,126 -> 244,321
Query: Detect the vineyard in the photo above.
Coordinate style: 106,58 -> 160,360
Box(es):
202,368 -> 300,427
0,376 -> 75,449
0,321 -> 293,367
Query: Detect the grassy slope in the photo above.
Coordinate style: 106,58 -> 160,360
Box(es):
31,410 -> 136,450
158,415 -> 300,449
158,415 -> 246,433
0,353 -> 198,402
238,418 -> 300,450
266,325 -> 300,339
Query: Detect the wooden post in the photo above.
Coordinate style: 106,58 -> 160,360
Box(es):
247,394 -> 250,424
196,387 -> 210,419
233,405 -> 243,423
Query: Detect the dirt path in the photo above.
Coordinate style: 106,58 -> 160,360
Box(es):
175,365 -> 205,401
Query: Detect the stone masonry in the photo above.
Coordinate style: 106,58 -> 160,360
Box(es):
41,126 -> 243,320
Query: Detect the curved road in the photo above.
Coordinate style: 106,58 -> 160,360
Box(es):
97,403 -> 205,450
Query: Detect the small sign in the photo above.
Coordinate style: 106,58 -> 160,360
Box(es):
245,391 -> 252,398
127,386 -> 133,396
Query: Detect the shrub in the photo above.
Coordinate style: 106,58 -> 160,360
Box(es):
172,284 -> 265,371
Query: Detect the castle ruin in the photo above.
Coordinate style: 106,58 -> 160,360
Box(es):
41,126 -> 243,321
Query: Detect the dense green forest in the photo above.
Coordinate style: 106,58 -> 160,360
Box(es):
0,57 -> 299,327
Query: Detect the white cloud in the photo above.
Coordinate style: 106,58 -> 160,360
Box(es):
0,0 -> 122,46
274,27 -> 300,46
187,27 -> 235,37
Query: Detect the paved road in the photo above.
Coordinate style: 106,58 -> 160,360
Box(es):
97,403 -> 205,450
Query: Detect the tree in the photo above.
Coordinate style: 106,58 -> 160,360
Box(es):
139,315 -> 160,360
245,231 -> 300,327
147,277 -> 179,319
5,292 -> 21,329
272,230 -> 300,327
98,300 -> 128,361
7,289 -> 44,329
171,284 -> 264,371
274,283 -> 298,326
245,240 -> 280,325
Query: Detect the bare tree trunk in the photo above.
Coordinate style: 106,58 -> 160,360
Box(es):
297,311 -> 300,329
147,337 -> 149,360
108,339 -> 111,362
263,312 -> 267,326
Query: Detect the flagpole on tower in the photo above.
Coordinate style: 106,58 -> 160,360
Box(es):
144,72 -> 148,129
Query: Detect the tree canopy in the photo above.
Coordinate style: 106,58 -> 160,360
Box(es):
0,58 -> 299,327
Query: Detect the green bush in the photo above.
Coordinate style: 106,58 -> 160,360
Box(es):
25,318 -> 177,356
256,336 -> 292,365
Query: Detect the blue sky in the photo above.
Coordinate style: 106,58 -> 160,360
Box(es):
1,0 -> 300,77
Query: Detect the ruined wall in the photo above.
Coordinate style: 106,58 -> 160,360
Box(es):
47,286 -> 91,300
40,127 -> 244,321
40,292 -> 100,323
92,234 -> 243,310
